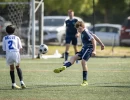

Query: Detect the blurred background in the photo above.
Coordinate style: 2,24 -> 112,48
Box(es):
0,0 -> 130,56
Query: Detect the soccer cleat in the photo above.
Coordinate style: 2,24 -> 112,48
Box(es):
54,66 -> 66,73
12,85 -> 21,89
21,84 -> 26,89
36,54 -> 40,59
81,80 -> 88,86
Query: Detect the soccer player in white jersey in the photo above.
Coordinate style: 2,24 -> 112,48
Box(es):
2,25 -> 26,89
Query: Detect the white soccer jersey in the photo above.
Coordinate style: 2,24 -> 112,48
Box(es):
2,35 -> 22,52
2,35 -> 22,66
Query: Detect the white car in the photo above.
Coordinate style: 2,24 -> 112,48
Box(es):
44,16 -> 84,45
89,24 -> 121,46
35,30 -> 58,43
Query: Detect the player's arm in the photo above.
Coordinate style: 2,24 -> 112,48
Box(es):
91,38 -> 96,56
2,37 -> 6,57
2,37 -> 6,51
65,20 -> 68,32
92,34 -> 105,50
75,19 -> 80,38
89,30 -> 105,50
18,37 -> 23,53
75,32 -> 80,37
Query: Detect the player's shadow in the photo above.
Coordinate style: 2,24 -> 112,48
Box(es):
27,84 -> 80,90
0,88 -> 12,90
0,84 -> 80,90
0,87 -> 22,90
96,86 -> 130,88
91,82 -> 130,88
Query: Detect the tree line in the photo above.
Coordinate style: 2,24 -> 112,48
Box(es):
0,0 -> 130,24
44,0 -> 130,24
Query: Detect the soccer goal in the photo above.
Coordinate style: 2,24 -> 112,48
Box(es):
0,0 -> 44,58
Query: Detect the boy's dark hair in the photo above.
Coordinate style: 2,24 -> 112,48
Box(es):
75,21 -> 85,28
6,25 -> 15,34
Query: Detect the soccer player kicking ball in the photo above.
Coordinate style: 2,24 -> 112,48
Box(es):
54,21 -> 104,86
2,25 -> 26,89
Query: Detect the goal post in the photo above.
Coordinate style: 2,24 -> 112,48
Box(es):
31,0 -> 44,59
32,0 -> 36,59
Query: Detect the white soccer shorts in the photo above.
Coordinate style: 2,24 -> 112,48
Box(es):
6,52 -> 21,66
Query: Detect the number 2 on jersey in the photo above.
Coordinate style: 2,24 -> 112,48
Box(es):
8,40 -> 14,50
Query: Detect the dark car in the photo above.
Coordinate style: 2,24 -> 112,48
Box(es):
120,16 -> 130,46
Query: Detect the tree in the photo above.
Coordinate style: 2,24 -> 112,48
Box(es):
96,0 -> 128,23
44,0 -> 95,16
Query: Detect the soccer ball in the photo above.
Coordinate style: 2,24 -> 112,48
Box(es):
39,44 -> 48,54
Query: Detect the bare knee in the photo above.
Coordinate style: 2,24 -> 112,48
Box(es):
70,55 -> 79,64
16,66 -> 19,69
81,60 -> 88,71
16,64 -> 20,69
10,64 -> 15,71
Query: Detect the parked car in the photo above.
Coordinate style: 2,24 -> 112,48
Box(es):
120,16 -> 130,46
21,16 -> 84,45
89,24 -> 121,46
44,16 -> 84,45
21,23 -> 57,45
35,30 -> 57,43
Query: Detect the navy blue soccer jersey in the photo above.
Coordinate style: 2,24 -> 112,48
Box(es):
77,29 -> 94,61
65,18 -> 78,36
81,29 -> 94,48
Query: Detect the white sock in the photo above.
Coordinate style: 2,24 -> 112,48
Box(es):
20,81 -> 24,85
12,83 -> 16,86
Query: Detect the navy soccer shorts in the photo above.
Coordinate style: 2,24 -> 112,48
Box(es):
65,36 -> 77,45
77,47 -> 93,61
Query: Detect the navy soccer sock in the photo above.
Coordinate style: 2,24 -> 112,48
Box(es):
64,52 -> 69,61
10,71 -> 15,84
64,62 -> 72,68
16,68 -> 23,81
83,71 -> 88,81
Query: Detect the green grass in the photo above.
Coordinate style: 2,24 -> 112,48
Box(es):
0,58 -> 130,100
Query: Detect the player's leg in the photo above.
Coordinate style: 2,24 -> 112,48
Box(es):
81,59 -> 88,86
10,64 -> 21,89
66,54 -> 79,65
73,45 -> 79,63
72,37 -> 78,63
54,47 -> 82,73
36,53 -> 41,59
54,54 -> 80,73
73,45 -> 78,54
64,43 -> 70,62
10,64 -> 15,88
64,37 -> 71,63
7,52 -> 20,89
80,48 -> 93,86
16,65 -> 26,89
15,52 -> 26,89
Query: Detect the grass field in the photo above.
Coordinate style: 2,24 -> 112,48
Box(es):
0,57 -> 130,100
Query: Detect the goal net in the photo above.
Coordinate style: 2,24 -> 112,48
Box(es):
0,0 -> 44,58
